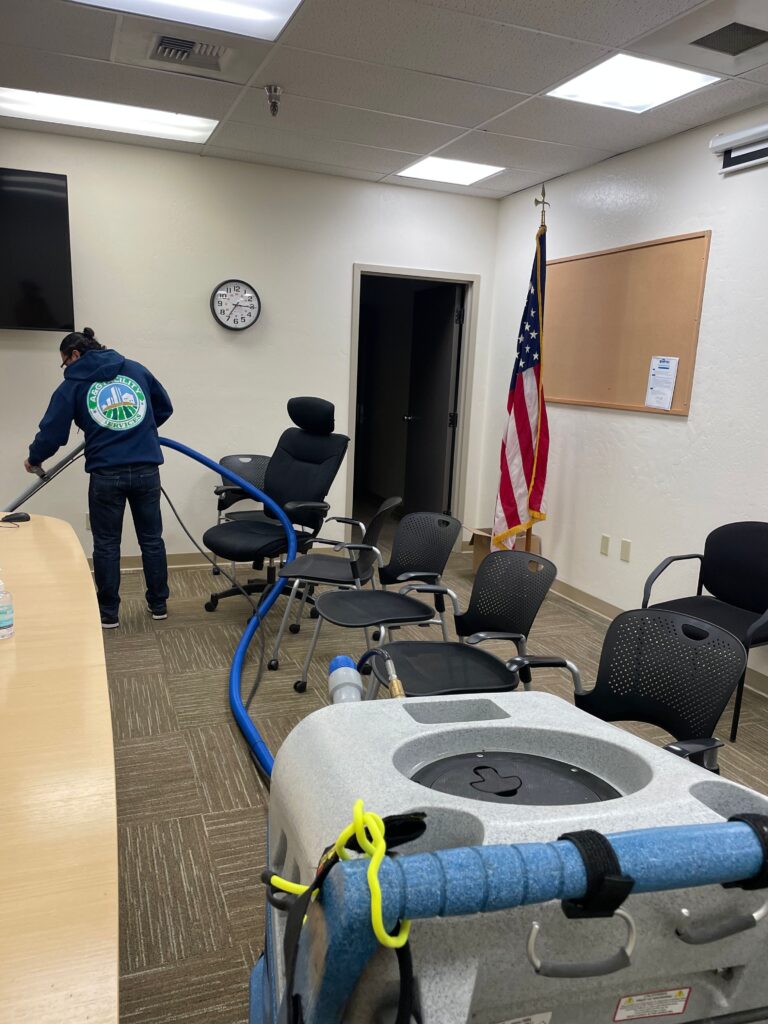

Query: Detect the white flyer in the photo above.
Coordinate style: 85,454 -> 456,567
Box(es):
614,987 -> 691,1020
645,355 -> 679,411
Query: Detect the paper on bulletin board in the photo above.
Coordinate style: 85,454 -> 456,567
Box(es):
645,356 -> 679,411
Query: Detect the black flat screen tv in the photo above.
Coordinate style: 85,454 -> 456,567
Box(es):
0,167 -> 75,331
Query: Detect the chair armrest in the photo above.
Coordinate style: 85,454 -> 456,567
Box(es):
214,485 -> 248,496
664,737 -> 723,772
466,631 -> 525,646
326,516 -> 366,537
283,501 -> 330,515
398,583 -> 460,616
642,553 -> 703,608
506,655 -> 583,694
396,572 -> 440,583
746,607 -> 768,647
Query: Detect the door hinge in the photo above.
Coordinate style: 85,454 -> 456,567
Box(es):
448,412 -> 458,428
455,307 -> 465,326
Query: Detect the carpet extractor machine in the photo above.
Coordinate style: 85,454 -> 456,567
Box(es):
254,690 -> 768,1024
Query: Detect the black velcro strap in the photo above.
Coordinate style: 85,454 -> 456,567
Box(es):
559,829 -> 635,919
724,815 -> 768,891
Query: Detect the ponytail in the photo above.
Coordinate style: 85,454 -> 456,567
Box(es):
60,326 -> 106,359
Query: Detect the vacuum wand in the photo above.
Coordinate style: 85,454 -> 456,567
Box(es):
3,442 -> 86,513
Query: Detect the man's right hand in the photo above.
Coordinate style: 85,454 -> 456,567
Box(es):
24,459 -> 43,476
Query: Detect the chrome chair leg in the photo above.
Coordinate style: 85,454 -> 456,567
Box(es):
295,615 -> 324,693
268,578 -> 300,670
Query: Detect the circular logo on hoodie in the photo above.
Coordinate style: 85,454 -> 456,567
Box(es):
87,376 -> 147,431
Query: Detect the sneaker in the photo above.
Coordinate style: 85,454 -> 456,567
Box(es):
148,604 -> 167,620
101,613 -> 119,629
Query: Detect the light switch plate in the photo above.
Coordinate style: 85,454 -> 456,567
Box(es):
600,534 -> 610,556
620,538 -> 631,562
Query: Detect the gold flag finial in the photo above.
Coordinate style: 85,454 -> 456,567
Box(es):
534,184 -> 550,227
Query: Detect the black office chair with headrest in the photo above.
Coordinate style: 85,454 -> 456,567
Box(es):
203,397 -> 349,612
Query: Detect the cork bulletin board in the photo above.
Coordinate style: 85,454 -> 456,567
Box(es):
544,231 -> 711,416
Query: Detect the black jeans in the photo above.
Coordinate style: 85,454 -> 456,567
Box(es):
89,464 -> 169,618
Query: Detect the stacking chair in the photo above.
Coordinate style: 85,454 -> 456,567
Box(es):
202,398 -> 349,612
266,496 -> 402,670
642,522 -> 768,741
366,549 -> 556,698
292,512 -> 462,692
506,608 -> 747,772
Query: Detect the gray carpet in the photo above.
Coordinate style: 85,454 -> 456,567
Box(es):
106,551 -> 768,1023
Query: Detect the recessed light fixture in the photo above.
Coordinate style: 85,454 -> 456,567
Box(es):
548,54 -> 719,113
0,87 -> 218,142
397,156 -> 504,186
71,0 -> 303,41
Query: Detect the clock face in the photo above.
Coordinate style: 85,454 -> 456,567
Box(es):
210,280 -> 261,330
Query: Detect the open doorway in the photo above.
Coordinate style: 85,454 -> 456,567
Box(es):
352,273 -> 467,527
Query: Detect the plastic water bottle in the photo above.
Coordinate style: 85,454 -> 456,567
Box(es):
328,655 -> 363,704
0,576 -> 13,641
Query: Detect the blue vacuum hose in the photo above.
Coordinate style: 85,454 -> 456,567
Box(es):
159,437 -> 297,777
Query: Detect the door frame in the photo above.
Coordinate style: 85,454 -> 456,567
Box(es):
347,263 -> 481,532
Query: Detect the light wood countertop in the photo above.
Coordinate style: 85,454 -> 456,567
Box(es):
0,514 -> 118,1023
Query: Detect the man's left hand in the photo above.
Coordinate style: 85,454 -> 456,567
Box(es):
24,459 -> 38,474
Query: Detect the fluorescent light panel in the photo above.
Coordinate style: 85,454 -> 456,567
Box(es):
71,0 -> 303,41
548,54 -> 719,113
397,156 -> 504,186
0,87 -> 217,142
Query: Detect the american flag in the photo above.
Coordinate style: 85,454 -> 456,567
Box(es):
492,225 -> 549,548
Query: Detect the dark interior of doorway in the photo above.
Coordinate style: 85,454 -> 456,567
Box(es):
353,274 -> 466,530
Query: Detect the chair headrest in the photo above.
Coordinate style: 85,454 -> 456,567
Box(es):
287,397 -> 335,435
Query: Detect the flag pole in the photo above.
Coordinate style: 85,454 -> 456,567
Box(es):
524,185 -> 550,553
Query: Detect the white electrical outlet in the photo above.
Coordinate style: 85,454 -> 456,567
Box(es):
86,513 -> 91,532
600,534 -> 610,556
620,538 -> 631,562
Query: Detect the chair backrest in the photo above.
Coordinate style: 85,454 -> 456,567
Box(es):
264,397 -> 349,531
217,454 -> 271,512
354,497 -> 402,578
701,522 -> 768,614
578,609 -> 747,741
453,549 -> 557,638
379,512 -> 462,586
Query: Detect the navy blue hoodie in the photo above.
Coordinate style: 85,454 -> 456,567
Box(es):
29,349 -> 173,472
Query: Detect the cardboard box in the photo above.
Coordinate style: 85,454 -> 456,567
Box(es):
470,528 -> 541,573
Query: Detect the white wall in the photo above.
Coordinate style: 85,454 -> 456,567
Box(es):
486,103 -> 768,675
0,126 -> 498,555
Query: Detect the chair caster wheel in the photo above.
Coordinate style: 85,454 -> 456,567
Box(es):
268,659 -> 279,671
293,679 -> 307,693
360,664 -> 372,676
211,566 -> 221,576
310,608 -> 319,619
205,598 -> 218,612
289,623 -> 301,634
372,630 -> 381,642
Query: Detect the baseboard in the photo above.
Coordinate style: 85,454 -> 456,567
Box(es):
551,580 -> 768,701
89,552 -> 213,571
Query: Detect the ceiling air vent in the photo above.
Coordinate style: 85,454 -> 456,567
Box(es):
151,35 -> 228,71
691,21 -> 768,56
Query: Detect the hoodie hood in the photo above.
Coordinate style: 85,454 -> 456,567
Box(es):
64,348 -> 126,383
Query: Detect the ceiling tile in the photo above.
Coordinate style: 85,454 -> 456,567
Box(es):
204,147 -> 385,180
380,173 -> 506,198
743,64 -> 768,86
209,122 -> 417,173
437,130 -> 614,174
280,0 -> 608,93
655,77 -> 768,126
0,45 -> 241,119
0,0 -> 117,60
412,0 -> 708,47
0,114 -> 204,153
250,48 -> 526,127
486,97 -> 685,151
228,94 -> 464,153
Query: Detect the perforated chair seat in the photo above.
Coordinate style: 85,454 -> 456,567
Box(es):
203,521 -> 312,562
373,641 -> 520,697
313,589 -> 434,629
279,552 -> 372,586
650,596 -> 768,647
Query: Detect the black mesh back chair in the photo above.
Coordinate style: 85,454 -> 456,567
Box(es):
292,512 -> 462,693
643,522 -> 768,741
202,398 -> 349,612
367,550 -> 557,698
507,609 -> 747,772
266,496 -> 402,671
215,454 -> 271,523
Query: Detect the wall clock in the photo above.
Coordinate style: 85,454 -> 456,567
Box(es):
210,279 -> 261,330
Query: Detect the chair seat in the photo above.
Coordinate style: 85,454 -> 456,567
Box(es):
203,520 -> 311,562
279,552 -> 372,585
315,589 -> 433,628
373,641 -> 519,697
651,596 -> 768,647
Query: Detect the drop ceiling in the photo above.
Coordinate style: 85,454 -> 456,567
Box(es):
2,0 -> 768,197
